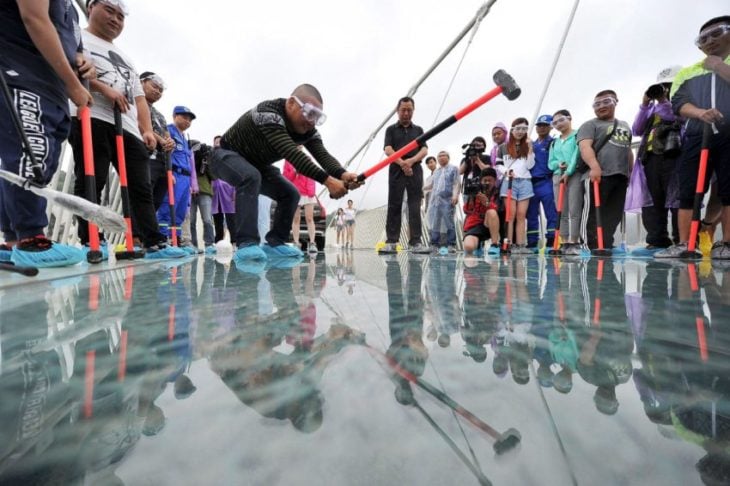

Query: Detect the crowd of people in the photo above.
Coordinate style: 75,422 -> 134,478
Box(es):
0,1 -> 728,270
377,15 -> 730,262
0,0 -> 359,269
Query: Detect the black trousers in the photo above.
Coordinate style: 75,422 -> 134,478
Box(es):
385,163 -> 423,245
148,158 -> 169,211
213,212 -> 237,244
70,118 -> 165,247
641,152 -> 679,247
584,174 -> 627,249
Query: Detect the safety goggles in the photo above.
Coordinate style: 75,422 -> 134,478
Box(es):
88,0 -> 129,16
695,24 -> 730,48
511,125 -> 529,132
292,95 -> 327,126
140,74 -> 166,91
592,97 -> 616,109
551,116 -> 570,127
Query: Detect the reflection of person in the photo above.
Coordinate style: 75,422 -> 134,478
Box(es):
211,84 -> 358,261
662,261 -> 730,485
386,257 -> 428,405
206,266 -> 363,432
427,259 -> 460,348
575,259 -> 632,415
461,260 -> 496,363
0,0 -> 93,266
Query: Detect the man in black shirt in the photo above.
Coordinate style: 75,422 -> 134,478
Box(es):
212,84 -> 358,261
380,97 -> 430,254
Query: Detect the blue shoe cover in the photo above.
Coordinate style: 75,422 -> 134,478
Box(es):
12,242 -> 84,268
144,245 -> 187,259
262,243 -> 303,258
235,244 -> 268,261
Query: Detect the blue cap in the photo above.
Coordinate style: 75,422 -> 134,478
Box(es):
173,106 -> 196,120
536,114 -> 553,125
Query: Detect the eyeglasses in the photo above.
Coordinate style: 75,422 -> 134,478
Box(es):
592,97 -> 616,109
511,125 -> 529,132
695,24 -> 730,47
551,116 -> 570,126
292,95 -> 327,126
141,74 -> 166,91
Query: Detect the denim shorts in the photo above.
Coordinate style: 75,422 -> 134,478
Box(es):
499,178 -> 534,201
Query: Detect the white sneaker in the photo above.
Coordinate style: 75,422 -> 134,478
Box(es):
308,242 -> 318,254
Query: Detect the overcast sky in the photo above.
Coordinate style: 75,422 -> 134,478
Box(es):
84,0 -> 728,210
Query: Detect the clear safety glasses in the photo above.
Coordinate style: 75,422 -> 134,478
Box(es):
695,24 -> 730,48
292,96 -> 327,126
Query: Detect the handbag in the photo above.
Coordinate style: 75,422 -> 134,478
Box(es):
624,159 -> 653,213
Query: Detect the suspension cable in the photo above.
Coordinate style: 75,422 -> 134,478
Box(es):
529,0 -> 580,131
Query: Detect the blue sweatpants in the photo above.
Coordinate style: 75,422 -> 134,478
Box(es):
0,84 -> 69,241
526,177 -> 558,246
157,172 -> 191,239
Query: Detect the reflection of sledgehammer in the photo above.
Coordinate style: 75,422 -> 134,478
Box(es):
364,343 -> 521,455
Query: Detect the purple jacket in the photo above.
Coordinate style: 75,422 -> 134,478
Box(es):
212,179 -> 235,214
632,100 -> 676,137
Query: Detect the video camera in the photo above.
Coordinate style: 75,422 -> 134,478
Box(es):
463,177 -> 486,196
190,140 -> 213,176
462,142 -> 485,158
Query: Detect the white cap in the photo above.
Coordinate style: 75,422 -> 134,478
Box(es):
656,65 -> 682,84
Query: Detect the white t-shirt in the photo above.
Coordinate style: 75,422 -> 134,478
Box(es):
495,144 -> 535,179
71,30 -> 144,140
343,207 -> 356,221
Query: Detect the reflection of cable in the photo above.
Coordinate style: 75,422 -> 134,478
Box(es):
414,401 -> 492,486
428,358 -> 484,475
529,361 -> 578,486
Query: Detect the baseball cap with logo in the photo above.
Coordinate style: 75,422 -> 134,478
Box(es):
173,106 -> 196,120
536,114 -> 553,126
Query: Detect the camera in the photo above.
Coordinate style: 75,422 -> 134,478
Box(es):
463,177 -> 485,196
645,83 -> 670,100
462,142 -> 484,158
190,140 -> 212,176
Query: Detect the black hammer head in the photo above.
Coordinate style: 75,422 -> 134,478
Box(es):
493,70 -> 521,101
493,427 -> 521,455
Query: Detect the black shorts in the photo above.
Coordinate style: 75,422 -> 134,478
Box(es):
464,224 -> 490,242
678,132 -> 730,209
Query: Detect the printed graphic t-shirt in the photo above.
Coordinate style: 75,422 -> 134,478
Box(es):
73,30 -> 144,140
577,117 -> 632,178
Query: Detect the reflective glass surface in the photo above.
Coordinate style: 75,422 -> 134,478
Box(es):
0,252 -> 727,485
